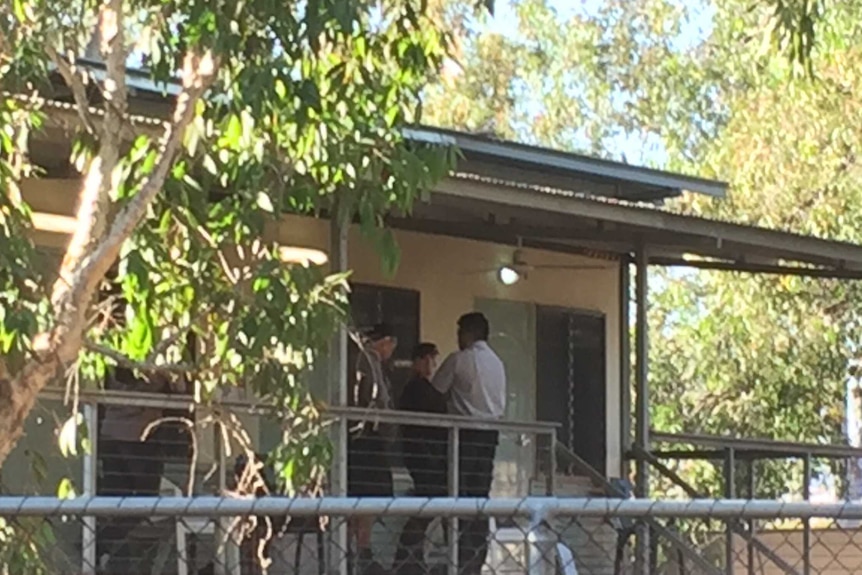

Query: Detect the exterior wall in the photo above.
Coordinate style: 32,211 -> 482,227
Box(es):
20,178 -> 623,477
270,213 -> 622,477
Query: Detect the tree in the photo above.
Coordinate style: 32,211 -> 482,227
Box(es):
424,0 -> 862,498
0,0 -> 481,488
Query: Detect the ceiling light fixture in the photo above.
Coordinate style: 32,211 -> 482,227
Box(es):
497,265 -> 520,286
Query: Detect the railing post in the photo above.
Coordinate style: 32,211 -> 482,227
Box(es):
548,428 -> 557,495
215,420 -> 240,575
82,401 -> 98,575
724,447 -> 736,575
803,453 -> 812,575
747,459 -> 755,575
649,522 -> 659,574
448,426 -> 460,575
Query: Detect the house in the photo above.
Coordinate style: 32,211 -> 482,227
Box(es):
4,78 -> 862,575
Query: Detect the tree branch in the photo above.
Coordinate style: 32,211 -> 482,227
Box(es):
84,340 -> 194,374
55,0 -> 129,303
0,49 -> 217,468
54,49 -> 216,330
44,45 -> 95,133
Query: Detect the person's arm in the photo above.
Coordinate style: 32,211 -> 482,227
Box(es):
431,352 -> 458,394
354,353 -> 376,408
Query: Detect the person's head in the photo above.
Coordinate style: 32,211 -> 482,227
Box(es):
411,342 -> 439,379
366,323 -> 398,361
457,312 -> 490,350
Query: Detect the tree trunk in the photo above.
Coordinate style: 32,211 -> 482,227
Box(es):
0,46 -> 214,469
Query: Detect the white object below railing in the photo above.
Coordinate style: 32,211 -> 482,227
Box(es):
555,542 -> 578,575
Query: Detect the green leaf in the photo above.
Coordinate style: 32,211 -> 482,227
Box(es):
57,477 -> 77,499
226,114 -> 242,147
256,191 -> 275,213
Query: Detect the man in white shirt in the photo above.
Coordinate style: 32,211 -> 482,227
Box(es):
432,312 -> 507,575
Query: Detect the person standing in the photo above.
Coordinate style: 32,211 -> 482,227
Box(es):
347,323 -> 398,575
431,312 -> 506,575
395,343 -> 448,575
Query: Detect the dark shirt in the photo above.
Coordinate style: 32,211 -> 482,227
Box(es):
399,374 -> 448,483
400,374 -> 447,415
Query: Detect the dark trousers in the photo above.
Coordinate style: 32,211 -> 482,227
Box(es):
395,464 -> 448,575
457,429 -> 498,575
97,439 -> 164,574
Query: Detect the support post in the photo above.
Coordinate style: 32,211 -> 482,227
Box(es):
547,428 -> 557,495
82,402 -> 98,575
330,211 -> 350,575
448,427 -> 460,575
215,420 -> 240,575
747,459 -> 755,575
620,257 -> 632,479
803,453 -> 812,575
724,448 -> 736,575
634,246 -> 650,575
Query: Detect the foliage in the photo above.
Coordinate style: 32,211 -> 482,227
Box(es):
0,0 -> 477,492
425,0 -> 862,498
0,516 -> 53,575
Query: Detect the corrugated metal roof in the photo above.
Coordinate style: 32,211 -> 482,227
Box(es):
405,125 -> 728,201
448,171 -> 786,235
437,172 -> 862,273
5,93 -> 168,129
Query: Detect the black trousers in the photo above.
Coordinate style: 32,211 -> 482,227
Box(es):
457,429 -> 498,575
395,452 -> 448,575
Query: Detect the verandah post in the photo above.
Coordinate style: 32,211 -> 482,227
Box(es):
330,208 -> 350,575
634,244 -> 651,575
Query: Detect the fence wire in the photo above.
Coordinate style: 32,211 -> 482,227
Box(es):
4,496 -> 862,575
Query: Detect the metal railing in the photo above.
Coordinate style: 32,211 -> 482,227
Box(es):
5,496 -> 862,575
5,389 -> 559,575
557,441 -> 722,575
640,431 -> 862,575
28,388 -> 559,502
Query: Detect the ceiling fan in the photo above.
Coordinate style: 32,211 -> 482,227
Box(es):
469,238 -> 609,285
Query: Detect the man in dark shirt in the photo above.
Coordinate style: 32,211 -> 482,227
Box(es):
395,343 -> 447,575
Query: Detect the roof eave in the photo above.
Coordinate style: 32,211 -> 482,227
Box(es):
404,126 -> 728,200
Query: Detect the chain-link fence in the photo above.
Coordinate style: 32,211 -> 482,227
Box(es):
5,496 -> 862,575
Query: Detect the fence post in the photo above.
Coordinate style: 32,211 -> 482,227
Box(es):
724,447 -> 736,575
747,459 -> 756,575
803,453 -> 812,575
548,428 -> 557,495
82,402 -> 98,575
448,426 -> 460,575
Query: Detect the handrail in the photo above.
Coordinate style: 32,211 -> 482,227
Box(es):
554,440 -> 612,490
651,431 -> 862,459
632,445 -> 801,575
39,387 -> 558,434
631,445 -> 701,500
554,441 -> 723,575
331,405 -> 559,434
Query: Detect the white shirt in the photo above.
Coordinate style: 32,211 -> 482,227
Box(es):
432,340 -> 507,419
